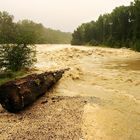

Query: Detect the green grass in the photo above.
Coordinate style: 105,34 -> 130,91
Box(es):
0,70 -> 30,86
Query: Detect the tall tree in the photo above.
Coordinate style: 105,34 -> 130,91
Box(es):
0,11 -> 16,43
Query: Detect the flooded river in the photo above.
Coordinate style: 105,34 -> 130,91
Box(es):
36,45 -> 140,140
105,58 -> 140,71
0,45 -> 140,140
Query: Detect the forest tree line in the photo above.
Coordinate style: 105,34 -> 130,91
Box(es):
0,11 -> 72,44
71,0 -> 140,51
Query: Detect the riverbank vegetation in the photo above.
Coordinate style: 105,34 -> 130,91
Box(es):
71,0 -> 140,52
0,12 -> 72,45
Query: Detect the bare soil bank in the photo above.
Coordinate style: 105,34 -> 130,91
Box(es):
0,45 -> 140,140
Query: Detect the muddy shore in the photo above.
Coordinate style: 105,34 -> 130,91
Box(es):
0,45 -> 140,140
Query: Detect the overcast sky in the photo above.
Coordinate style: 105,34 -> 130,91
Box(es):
0,0 -> 133,32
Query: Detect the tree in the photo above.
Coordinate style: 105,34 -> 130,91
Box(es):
0,44 -> 36,71
71,24 -> 86,45
0,14 -> 37,72
0,11 -> 16,44
15,20 -> 41,45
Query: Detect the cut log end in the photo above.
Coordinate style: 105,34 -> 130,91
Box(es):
0,69 -> 68,113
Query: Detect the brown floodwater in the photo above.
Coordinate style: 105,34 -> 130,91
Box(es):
35,45 -> 140,140
105,58 -> 140,71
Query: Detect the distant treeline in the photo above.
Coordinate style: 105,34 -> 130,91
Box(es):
71,0 -> 140,51
0,11 -> 72,44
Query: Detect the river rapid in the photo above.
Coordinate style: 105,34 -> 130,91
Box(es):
36,44 -> 140,140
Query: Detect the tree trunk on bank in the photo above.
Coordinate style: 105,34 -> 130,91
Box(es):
0,69 -> 67,113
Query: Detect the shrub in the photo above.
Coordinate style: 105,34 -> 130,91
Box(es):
0,44 -> 36,71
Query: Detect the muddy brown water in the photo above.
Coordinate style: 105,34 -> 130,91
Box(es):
36,45 -> 140,140
105,58 -> 140,71
0,45 -> 140,140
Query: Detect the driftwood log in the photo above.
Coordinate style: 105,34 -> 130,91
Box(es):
0,69 -> 67,113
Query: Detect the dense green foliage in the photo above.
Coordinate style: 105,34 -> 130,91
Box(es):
0,11 -> 72,44
0,44 -> 36,71
71,0 -> 140,51
0,12 -> 16,44
16,20 -> 72,44
0,12 -> 38,71
36,27 -> 72,44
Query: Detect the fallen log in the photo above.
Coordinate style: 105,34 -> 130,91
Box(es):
0,69 -> 68,113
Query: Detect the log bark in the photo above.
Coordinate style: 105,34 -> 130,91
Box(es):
0,69 -> 67,113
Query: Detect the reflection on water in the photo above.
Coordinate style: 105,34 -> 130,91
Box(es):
105,58 -> 140,71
